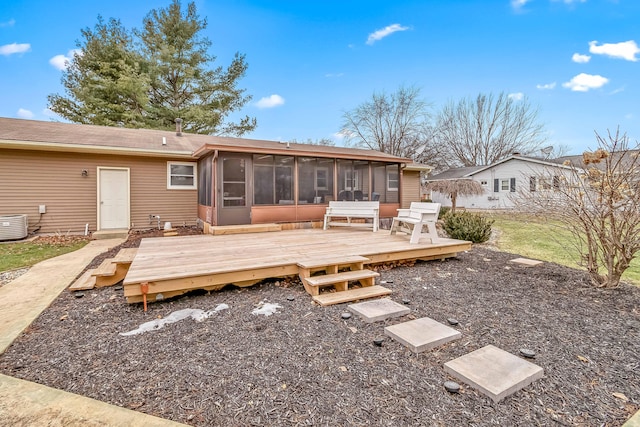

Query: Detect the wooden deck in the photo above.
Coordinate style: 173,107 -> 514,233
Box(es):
122,228 -> 472,304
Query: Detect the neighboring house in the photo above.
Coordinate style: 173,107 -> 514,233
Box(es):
0,117 -> 425,234
427,154 -> 578,209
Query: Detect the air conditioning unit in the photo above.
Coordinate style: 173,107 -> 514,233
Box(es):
0,214 -> 28,241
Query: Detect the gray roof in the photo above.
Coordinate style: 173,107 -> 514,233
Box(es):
427,166 -> 484,180
0,117 -> 410,163
429,154 -> 578,181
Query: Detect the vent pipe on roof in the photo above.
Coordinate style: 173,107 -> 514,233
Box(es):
175,118 -> 183,136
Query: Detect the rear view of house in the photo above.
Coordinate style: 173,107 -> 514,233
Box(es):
0,117 -> 427,235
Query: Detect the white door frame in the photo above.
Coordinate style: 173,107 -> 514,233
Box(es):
97,167 -> 131,230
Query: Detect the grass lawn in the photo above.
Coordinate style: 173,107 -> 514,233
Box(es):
489,214 -> 640,285
0,238 -> 89,272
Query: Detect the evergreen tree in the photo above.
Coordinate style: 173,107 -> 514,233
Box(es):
48,17 -> 149,128
139,1 -> 255,135
48,1 -> 256,136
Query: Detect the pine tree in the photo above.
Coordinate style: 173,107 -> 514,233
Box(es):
48,1 -> 256,136
138,1 -> 256,135
48,17 -> 149,128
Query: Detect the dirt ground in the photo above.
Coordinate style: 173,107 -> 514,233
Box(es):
0,230 -> 639,426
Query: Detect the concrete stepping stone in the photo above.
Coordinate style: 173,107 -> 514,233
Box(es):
347,298 -> 410,323
444,344 -> 544,403
509,257 -> 543,267
384,317 -> 461,353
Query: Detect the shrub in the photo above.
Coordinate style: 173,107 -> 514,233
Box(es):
443,212 -> 494,243
438,206 -> 451,219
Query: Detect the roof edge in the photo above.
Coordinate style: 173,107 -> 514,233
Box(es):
0,139 -> 194,159
468,155 -> 579,176
194,143 -> 412,163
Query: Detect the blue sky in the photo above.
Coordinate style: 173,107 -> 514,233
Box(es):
1,0 -> 638,155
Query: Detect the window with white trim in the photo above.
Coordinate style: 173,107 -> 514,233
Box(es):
167,162 -> 197,189
345,169 -> 358,191
387,170 -> 399,191
315,167 -> 329,190
500,179 -> 510,191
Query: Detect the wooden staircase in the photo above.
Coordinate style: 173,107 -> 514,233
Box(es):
297,255 -> 391,306
69,248 -> 137,291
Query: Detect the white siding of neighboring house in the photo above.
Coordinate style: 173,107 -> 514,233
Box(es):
430,158 -> 572,210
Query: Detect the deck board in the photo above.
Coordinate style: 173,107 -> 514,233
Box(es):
123,228 -> 471,304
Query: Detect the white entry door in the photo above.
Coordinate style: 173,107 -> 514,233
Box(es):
98,168 -> 130,229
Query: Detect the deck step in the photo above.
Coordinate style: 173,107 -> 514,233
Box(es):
69,269 -> 97,291
312,285 -> 392,306
92,259 -> 117,277
112,248 -> 137,264
297,255 -> 369,270
304,269 -> 379,287
93,257 -> 132,288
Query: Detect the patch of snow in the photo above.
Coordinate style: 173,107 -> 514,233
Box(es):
252,301 -> 282,316
120,304 -> 229,336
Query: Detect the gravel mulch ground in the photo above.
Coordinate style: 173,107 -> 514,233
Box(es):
0,233 -> 639,426
0,267 -> 30,287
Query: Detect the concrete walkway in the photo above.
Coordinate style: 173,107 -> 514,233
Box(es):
0,238 -> 187,426
625,410 -> 640,427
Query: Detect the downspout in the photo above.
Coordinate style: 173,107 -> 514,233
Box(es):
212,150 -> 218,226
294,157 -> 299,222
400,162 -> 406,208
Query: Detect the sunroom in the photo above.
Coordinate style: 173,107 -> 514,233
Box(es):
193,141 -> 414,226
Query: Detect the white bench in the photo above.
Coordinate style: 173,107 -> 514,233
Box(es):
323,201 -> 380,232
390,202 -> 441,244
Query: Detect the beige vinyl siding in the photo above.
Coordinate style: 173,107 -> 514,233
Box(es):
401,170 -> 421,209
0,149 -> 196,234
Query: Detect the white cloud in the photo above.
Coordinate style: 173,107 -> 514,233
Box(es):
562,73 -> 609,92
42,108 -> 57,118
572,53 -> 591,63
589,40 -> 640,62
536,82 -> 557,90
325,72 -> 344,78
17,108 -> 34,119
552,0 -> 586,3
338,129 -> 355,137
49,49 -> 81,71
511,0 -> 531,11
0,19 -> 15,27
366,24 -> 409,45
508,92 -> 524,101
255,94 -> 285,109
49,55 -> 68,71
0,42 -> 31,56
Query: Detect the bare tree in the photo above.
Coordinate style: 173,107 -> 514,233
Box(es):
433,92 -> 547,167
426,179 -> 484,213
516,129 -> 640,288
340,85 -> 435,159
